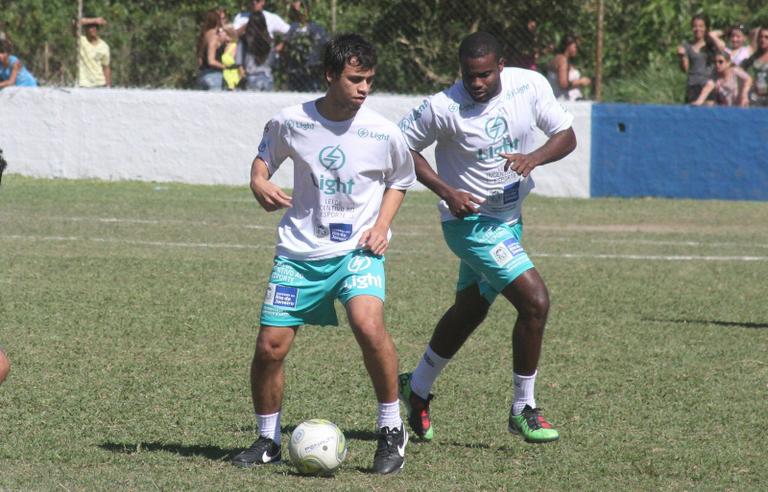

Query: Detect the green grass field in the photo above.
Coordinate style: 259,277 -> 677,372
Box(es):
1,176 -> 767,490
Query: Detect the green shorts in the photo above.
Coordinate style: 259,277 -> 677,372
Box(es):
260,250 -> 386,327
442,216 -> 535,304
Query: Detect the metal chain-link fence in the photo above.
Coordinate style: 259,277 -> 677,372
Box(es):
2,0 -> 768,101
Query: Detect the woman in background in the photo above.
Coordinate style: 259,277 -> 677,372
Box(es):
236,12 -> 274,91
741,27 -> 768,107
546,34 -> 591,101
0,41 -> 37,88
692,51 -> 751,107
677,14 -> 719,103
197,9 -> 226,90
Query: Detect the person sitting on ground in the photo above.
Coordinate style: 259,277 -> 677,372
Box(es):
692,51 -> 751,107
546,34 -> 591,101
0,40 -> 38,88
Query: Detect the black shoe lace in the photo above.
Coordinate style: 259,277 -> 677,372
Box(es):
375,427 -> 401,457
522,407 -> 543,430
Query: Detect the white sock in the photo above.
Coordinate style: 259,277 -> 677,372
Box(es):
512,371 -> 537,415
410,345 -> 451,399
377,400 -> 402,430
256,411 -> 282,445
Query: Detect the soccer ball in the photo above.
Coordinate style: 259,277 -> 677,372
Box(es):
289,419 -> 347,476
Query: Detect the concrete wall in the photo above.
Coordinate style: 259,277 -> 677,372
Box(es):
592,103 -> 768,200
0,87 -> 591,197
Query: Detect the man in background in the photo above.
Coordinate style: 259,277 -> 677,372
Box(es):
233,0 -> 289,39
77,16 -> 111,88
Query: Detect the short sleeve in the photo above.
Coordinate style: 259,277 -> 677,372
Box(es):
532,73 -> 573,136
399,98 -> 438,152
384,131 -> 416,190
266,11 -> 290,36
257,117 -> 292,176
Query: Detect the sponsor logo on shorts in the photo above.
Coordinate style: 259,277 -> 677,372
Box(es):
347,255 -> 372,273
343,273 -> 383,291
265,283 -> 299,308
490,237 -> 524,267
318,145 -> 346,170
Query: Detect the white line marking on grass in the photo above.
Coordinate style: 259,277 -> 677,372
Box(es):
4,234 -> 768,261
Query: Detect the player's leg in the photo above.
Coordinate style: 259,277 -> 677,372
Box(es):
0,347 -> 10,385
345,295 -> 407,475
400,279 -> 490,441
232,325 -> 298,467
502,269 -> 559,443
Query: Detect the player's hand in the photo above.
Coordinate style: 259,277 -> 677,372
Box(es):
250,176 -> 292,211
444,189 -> 484,218
358,226 -> 388,255
501,152 -> 539,178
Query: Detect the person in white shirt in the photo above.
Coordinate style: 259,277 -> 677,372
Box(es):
231,33 -> 415,475
233,0 -> 289,39
398,31 -> 576,445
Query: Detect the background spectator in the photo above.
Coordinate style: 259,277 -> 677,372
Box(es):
676,14 -> 719,103
233,0 -> 289,40
741,27 -> 768,107
221,24 -> 242,90
724,24 -> 753,67
236,13 -> 274,91
281,0 -> 328,92
77,16 -> 111,88
0,346 -> 8,386
692,51 -> 751,107
0,40 -> 38,88
196,9 -> 226,91
546,34 -> 591,101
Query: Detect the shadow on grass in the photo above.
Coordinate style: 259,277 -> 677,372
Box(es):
236,425 -> 379,442
99,442 -> 235,461
648,318 -> 768,329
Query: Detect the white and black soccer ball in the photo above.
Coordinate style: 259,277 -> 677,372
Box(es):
289,419 -> 347,476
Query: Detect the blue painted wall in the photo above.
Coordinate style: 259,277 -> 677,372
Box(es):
591,103 -> 768,200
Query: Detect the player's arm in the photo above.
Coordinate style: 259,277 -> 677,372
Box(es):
358,187 -> 406,256
501,127 -> 576,177
249,157 -> 292,212
103,64 -> 112,87
412,149 -> 483,218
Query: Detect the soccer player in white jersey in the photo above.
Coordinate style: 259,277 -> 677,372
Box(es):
397,32 -> 576,444
231,33 -> 415,474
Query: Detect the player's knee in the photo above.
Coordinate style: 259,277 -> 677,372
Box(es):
254,335 -> 290,363
521,289 -> 549,320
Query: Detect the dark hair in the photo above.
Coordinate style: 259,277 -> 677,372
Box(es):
243,12 -> 272,64
197,9 -> 222,61
323,33 -> 377,78
458,31 -> 501,61
0,40 -> 11,54
691,14 -> 710,30
556,34 -> 579,54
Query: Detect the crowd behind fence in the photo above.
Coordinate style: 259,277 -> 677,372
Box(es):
0,1 -> 767,106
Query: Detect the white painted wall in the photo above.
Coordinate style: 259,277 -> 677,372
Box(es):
0,87 -> 590,197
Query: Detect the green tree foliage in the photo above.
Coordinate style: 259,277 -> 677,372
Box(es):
1,0 -> 767,101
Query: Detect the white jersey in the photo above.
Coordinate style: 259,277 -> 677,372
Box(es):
258,101 -> 416,261
400,67 -> 573,224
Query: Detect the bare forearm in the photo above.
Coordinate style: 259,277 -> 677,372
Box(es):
529,128 -> 577,167
373,188 -> 406,231
412,150 -> 454,200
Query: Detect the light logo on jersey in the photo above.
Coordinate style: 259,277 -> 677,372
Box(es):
357,128 -> 390,141
319,145 -> 346,170
484,117 -> 508,140
311,173 -> 355,195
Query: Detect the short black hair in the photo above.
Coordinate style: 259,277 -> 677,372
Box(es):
458,31 -> 501,62
323,33 -> 377,78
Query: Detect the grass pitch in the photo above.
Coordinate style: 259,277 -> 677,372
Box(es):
1,176 -> 767,490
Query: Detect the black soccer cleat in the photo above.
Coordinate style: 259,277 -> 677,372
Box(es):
231,436 -> 282,467
372,424 -> 408,475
